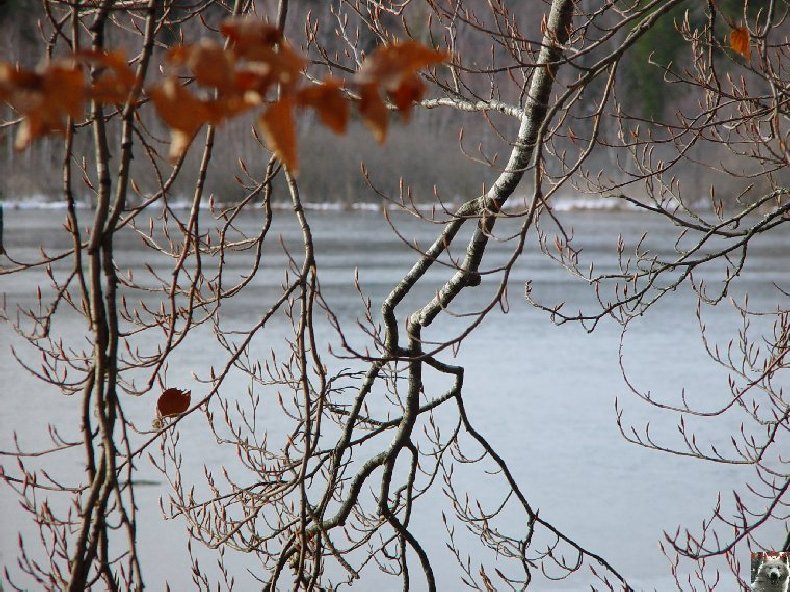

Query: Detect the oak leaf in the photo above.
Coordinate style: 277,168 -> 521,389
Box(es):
45,66 -> 85,120
257,96 -> 298,173
730,27 -> 750,60
157,388 -> 191,418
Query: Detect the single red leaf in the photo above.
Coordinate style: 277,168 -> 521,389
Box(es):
157,388 -> 191,418
730,27 -> 750,60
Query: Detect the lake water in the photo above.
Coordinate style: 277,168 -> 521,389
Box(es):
1,204 -> 787,590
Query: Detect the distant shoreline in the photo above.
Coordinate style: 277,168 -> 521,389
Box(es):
0,195 -> 655,213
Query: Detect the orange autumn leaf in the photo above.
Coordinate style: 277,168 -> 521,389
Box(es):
257,96 -> 298,173
0,62 -> 84,117
148,76 -> 217,132
358,83 -> 388,143
267,41 -> 307,88
41,65 -> 85,120
388,73 -> 426,121
157,387 -> 191,418
162,42 -> 258,121
167,41 -> 234,90
220,19 -> 306,88
355,41 -> 449,90
149,77 -> 223,161
168,129 -> 197,163
233,43 -> 306,89
77,49 -> 137,103
730,27 -> 750,60
0,50 -> 137,149
0,60 -> 85,149
232,65 -> 275,97
296,78 -> 348,134
0,62 -> 35,103
212,92 -> 258,120
354,41 -> 448,125
219,18 -> 282,55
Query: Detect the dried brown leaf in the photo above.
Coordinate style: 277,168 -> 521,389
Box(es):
296,78 -> 348,134
78,49 -> 136,103
355,41 -> 448,90
168,41 -> 234,89
148,76 -> 215,132
220,18 -> 282,56
388,73 -> 425,121
257,96 -> 298,173
157,388 -> 192,418
0,61 -> 86,149
168,129 -> 195,163
358,83 -> 388,143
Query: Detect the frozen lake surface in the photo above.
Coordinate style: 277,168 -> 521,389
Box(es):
1,205 -> 786,590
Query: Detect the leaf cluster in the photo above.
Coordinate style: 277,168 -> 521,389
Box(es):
0,17 -> 449,175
